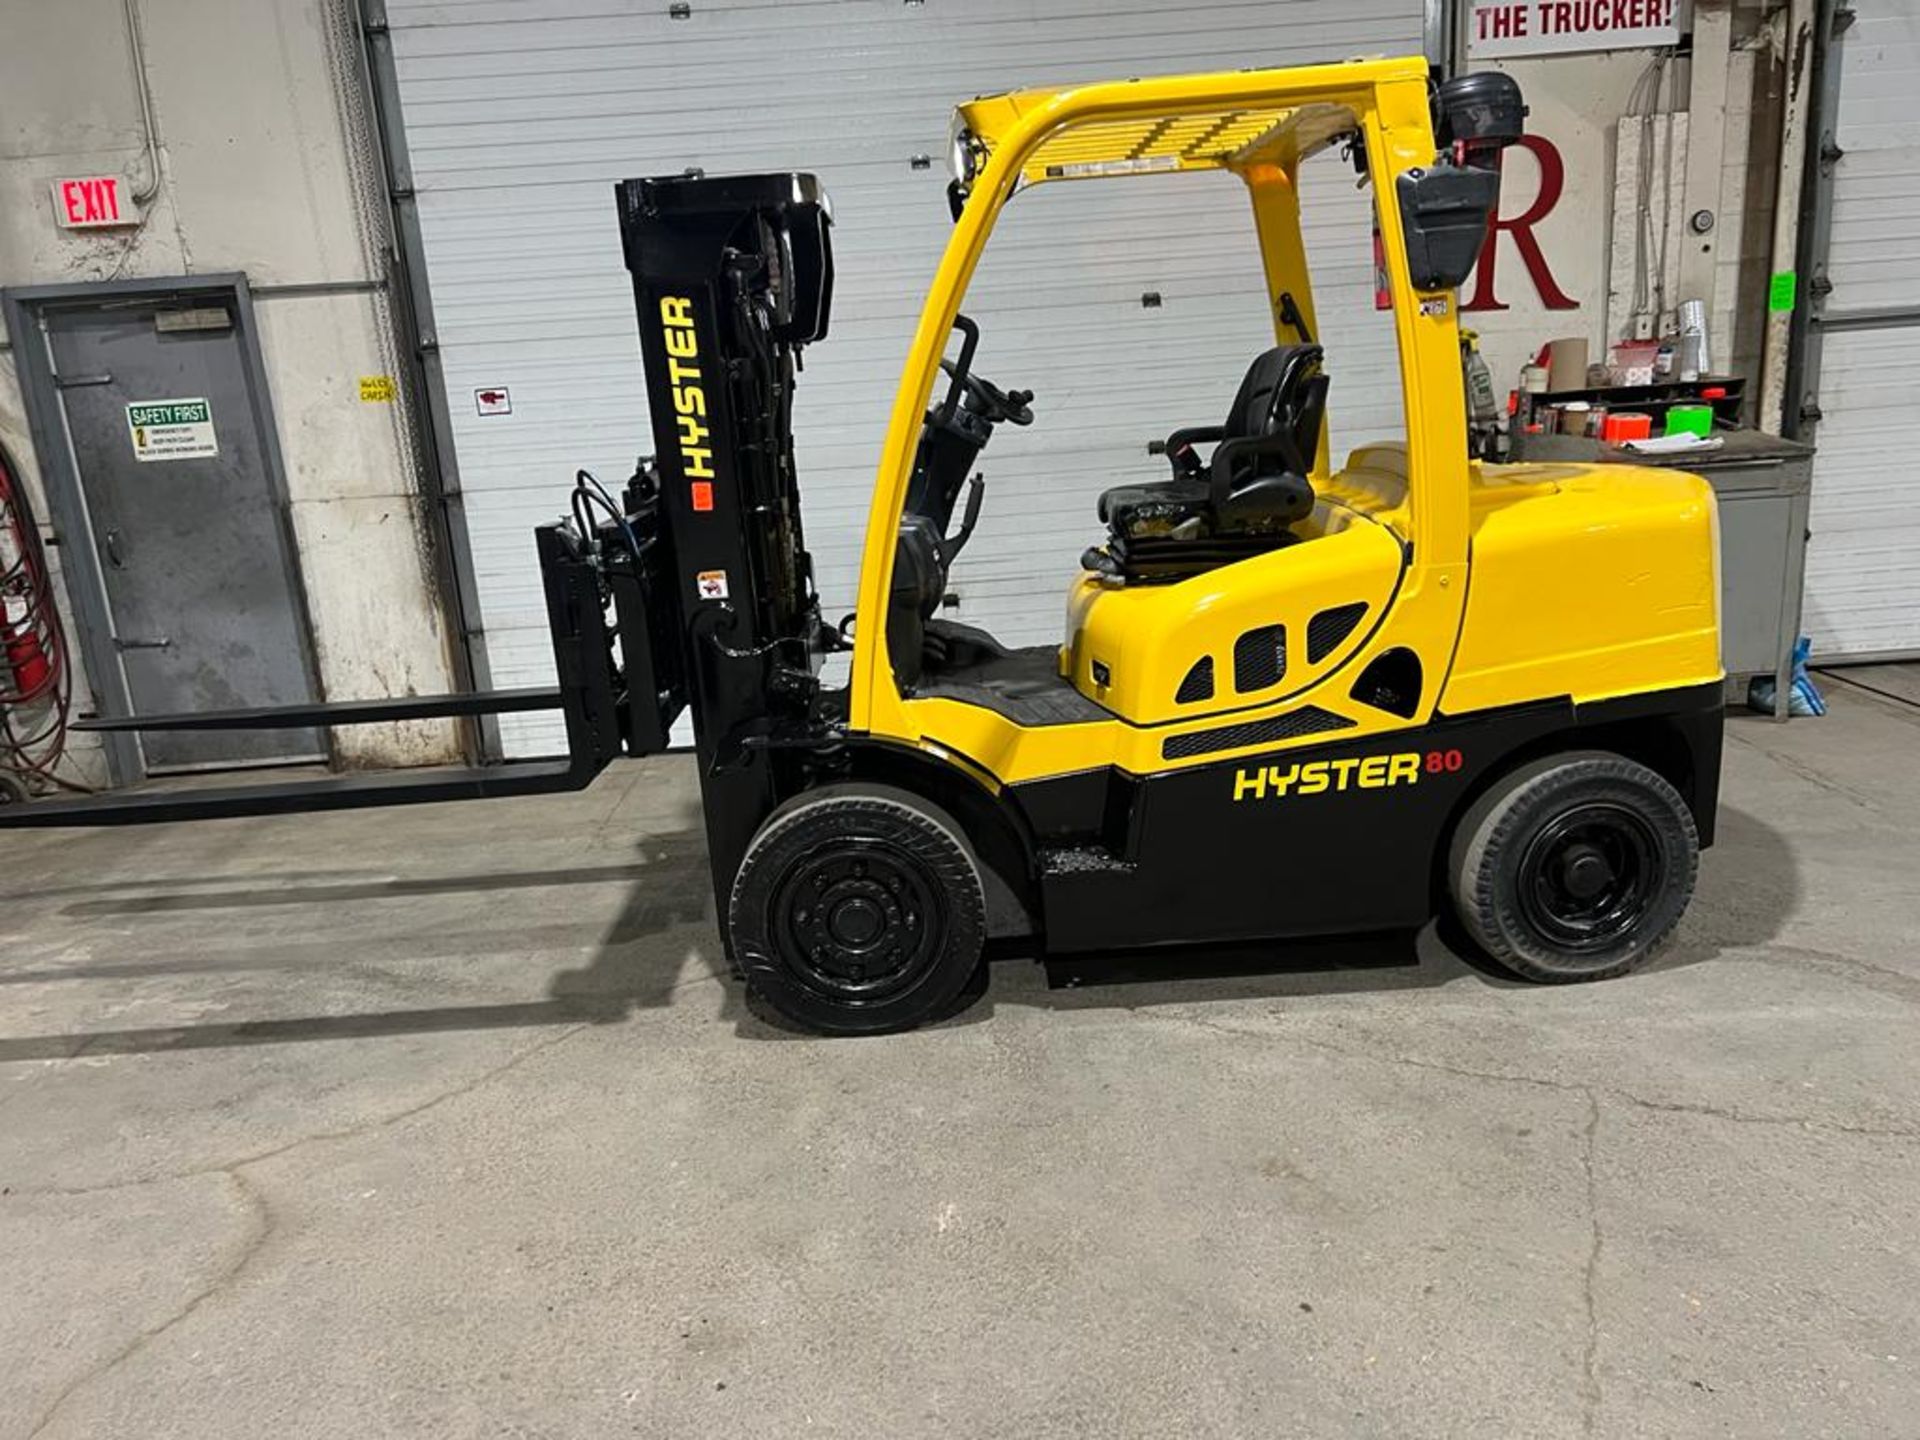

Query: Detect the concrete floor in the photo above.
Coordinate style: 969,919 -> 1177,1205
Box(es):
3,681 -> 1918,1439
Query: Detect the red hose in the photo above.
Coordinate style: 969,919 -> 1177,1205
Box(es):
0,441 -> 87,793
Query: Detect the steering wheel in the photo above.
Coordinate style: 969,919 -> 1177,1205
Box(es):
939,358 -> 1035,427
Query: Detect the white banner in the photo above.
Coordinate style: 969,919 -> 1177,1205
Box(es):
1468,0 -> 1682,58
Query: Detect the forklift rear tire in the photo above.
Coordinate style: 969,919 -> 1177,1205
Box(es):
728,784 -> 987,1035
1448,750 -> 1699,983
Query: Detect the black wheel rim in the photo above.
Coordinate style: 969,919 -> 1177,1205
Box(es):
771,836 -> 945,1002
1516,803 -> 1662,954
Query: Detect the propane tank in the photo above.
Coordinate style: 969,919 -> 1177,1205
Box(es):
2,594 -> 51,698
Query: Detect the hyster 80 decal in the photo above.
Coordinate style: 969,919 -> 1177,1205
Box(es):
660,296 -> 715,511
1232,748 -> 1464,801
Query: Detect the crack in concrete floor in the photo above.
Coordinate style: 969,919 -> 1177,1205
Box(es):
11,1022 -> 594,1439
24,1169 -> 272,1440
1578,1090 -> 1604,1440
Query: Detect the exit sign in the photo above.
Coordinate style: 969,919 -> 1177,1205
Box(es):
52,176 -> 131,229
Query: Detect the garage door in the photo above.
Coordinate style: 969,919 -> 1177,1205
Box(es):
386,0 -> 1426,755
1803,9 -> 1920,661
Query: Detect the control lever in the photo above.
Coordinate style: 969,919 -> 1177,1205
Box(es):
943,475 -> 985,561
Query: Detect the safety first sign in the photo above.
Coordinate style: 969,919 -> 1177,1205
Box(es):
1468,0 -> 1682,57
127,398 -> 218,462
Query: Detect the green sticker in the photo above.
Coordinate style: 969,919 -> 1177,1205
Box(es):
126,396 -> 217,462
1768,271 -> 1797,312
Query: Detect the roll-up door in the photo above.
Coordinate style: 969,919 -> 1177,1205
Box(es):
1802,9 -> 1920,661
386,0 -> 1426,754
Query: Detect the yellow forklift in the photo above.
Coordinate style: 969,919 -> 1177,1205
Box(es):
6,57 -> 1724,1036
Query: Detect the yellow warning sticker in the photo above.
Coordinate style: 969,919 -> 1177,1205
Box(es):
358,374 -> 397,403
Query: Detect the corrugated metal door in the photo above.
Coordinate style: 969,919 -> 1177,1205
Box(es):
1803,9 -> 1920,661
386,0 -> 1425,755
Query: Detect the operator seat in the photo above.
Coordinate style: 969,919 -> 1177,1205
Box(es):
1092,344 -> 1326,582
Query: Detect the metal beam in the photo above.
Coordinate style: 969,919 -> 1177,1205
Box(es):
1676,0 -> 1734,313
355,0 -> 497,754
1785,0 -> 1853,439
74,687 -> 563,733
0,758 -> 591,828
1759,0 -> 1820,434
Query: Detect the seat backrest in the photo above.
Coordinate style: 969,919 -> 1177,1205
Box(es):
1221,344 -> 1327,484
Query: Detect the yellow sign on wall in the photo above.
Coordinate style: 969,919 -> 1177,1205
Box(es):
358,374 -> 397,403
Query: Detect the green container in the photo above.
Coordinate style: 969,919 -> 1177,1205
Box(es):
1665,402 -> 1714,438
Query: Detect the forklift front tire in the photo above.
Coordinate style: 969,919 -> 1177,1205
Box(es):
728,784 -> 987,1035
1448,751 -> 1699,984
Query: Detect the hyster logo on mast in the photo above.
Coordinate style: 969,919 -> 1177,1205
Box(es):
660,296 -> 715,512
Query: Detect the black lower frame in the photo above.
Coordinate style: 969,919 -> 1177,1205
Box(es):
1002,680 -> 1724,957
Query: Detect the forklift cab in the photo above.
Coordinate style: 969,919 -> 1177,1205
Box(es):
861,59 -> 1525,775
720,58 -> 1718,1033
8,59 -> 1723,1041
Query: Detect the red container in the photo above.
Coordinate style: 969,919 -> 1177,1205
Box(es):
1602,411 -> 1652,444
3,614 -> 52,698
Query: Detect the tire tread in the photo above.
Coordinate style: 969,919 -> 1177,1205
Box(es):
1451,750 -> 1699,983
727,784 -> 986,1034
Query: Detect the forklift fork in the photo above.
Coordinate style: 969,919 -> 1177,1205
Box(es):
0,519 -> 674,828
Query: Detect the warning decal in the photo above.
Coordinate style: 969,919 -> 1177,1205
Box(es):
127,398 -> 218,462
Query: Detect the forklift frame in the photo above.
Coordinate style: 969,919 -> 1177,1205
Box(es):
3,57 -> 1725,1038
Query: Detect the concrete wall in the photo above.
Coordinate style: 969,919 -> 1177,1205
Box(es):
0,0 -> 459,780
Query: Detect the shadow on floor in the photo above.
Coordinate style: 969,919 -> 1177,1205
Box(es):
1648,802 -> 1802,968
0,831 -> 721,1063
725,802 -> 1805,1041
55,863 -> 660,917
0,803 -> 1799,1059
717,925 -> 1487,1043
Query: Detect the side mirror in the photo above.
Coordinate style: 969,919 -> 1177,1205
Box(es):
1396,165 -> 1500,292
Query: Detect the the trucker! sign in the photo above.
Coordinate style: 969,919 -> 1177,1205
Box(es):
1468,0 -> 1681,57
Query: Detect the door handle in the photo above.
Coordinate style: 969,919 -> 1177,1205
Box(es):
115,636 -> 173,652
55,373 -> 115,389
104,529 -> 126,569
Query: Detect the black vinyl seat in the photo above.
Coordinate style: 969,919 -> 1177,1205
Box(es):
1092,345 -> 1327,582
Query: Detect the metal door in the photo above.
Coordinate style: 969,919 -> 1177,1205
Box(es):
43,294 -> 322,772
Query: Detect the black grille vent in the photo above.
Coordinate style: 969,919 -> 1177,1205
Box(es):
1306,602 -> 1368,663
1175,656 -> 1214,704
1233,624 -> 1287,693
1161,706 -> 1355,761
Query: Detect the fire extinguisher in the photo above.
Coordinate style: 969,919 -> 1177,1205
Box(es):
2,592 -> 52,699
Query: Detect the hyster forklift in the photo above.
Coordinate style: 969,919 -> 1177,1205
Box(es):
4,57 -> 1725,1036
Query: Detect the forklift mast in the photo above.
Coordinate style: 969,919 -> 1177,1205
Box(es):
0,173 -> 841,899
614,172 -> 840,908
